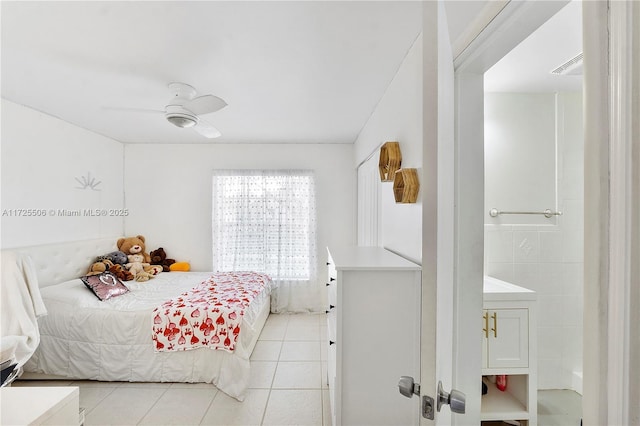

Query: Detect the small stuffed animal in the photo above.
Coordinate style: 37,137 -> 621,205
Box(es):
117,235 -> 162,276
86,259 -> 114,276
109,263 -> 134,281
125,253 -> 153,282
150,248 -> 176,272
169,262 -> 191,272
96,251 -> 128,266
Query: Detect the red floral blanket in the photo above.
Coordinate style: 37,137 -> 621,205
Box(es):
152,271 -> 271,353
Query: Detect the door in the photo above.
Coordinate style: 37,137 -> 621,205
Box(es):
419,2 -> 459,425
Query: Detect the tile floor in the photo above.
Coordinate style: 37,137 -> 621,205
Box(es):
538,388 -> 583,426
13,313 -> 330,426
13,313 -> 582,426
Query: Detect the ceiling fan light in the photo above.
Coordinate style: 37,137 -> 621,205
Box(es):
166,113 -> 197,128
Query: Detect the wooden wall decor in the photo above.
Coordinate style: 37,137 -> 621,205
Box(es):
393,168 -> 419,203
378,141 -> 402,182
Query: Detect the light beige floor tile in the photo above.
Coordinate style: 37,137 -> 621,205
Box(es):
258,324 -> 287,340
288,314 -> 324,326
280,341 -> 321,361
265,314 -> 290,327
200,389 -> 269,425
138,387 -> 218,425
251,340 -> 282,361
284,324 -> 321,341
321,362 -> 328,389
272,361 -> 321,389
262,389 -> 322,425
116,381 -> 172,389
77,386 -> 117,414
170,382 -> 219,389
538,389 -> 582,414
322,389 -> 332,426
70,380 -> 125,388
84,386 -> 167,425
248,361 -> 277,388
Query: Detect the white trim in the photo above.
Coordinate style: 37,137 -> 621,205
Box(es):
451,1 -> 510,60
608,2 -> 634,425
582,1 -> 610,424
453,1 -> 569,72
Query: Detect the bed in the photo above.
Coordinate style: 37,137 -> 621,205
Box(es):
4,237 -> 272,401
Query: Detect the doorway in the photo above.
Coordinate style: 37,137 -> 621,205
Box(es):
451,0 -> 584,424
482,1 -> 584,423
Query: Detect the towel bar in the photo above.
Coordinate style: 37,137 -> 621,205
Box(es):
489,208 -> 563,218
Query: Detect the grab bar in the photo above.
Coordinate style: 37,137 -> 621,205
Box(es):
489,208 -> 563,219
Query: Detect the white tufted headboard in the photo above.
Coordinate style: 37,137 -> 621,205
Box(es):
2,237 -> 121,288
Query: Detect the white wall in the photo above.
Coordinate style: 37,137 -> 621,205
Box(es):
123,143 -> 356,280
484,93 -> 558,225
1,100 -> 124,248
484,91 -> 584,391
354,35 -> 422,263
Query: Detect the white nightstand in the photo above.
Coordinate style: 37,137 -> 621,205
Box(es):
1,386 -> 80,425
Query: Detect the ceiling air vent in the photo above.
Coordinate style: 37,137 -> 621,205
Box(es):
550,52 -> 584,76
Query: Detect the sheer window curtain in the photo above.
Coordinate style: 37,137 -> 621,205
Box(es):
212,170 -> 318,313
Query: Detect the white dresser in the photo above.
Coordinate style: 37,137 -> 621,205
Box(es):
482,276 -> 537,425
1,386 -> 80,425
326,246 -> 421,426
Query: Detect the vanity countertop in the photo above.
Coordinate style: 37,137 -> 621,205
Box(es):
483,276 -> 536,302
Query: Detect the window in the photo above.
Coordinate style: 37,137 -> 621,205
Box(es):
212,170 -> 316,282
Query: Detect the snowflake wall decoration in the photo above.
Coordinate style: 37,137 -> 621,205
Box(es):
75,172 -> 102,191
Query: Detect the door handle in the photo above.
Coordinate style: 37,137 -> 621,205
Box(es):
437,381 -> 466,414
398,376 -> 420,398
483,311 -> 489,338
491,312 -> 497,338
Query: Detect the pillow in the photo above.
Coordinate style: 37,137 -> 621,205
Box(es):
81,271 -> 129,301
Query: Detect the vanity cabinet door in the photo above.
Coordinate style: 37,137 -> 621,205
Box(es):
483,308 -> 529,369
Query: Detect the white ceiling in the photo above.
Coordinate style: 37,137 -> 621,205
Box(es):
1,1 -> 424,144
484,0 -> 582,93
1,1 -> 580,145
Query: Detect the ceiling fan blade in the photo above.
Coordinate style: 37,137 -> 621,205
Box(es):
193,118 -> 221,139
183,95 -> 227,115
102,106 -> 164,114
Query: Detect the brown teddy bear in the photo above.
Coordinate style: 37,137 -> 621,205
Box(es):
150,247 -> 176,272
117,235 -> 162,278
86,258 -> 114,276
109,263 -> 134,281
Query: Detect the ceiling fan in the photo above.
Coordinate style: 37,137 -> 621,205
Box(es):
108,82 -> 227,138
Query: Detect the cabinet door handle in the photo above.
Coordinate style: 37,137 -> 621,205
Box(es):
326,262 -> 330,266
330,277 -> 336,282
491,312 -> 498,338
326,282 -> 330,286
483,311 -> 489,338
325,304 -> 335,313
329,340 -> 335,345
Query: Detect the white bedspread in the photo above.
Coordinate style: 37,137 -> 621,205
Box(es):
1,252 -> 47,367
24,271 -> 271,400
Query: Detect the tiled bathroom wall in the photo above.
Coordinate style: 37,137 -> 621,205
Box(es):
484,92 -> 584,391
